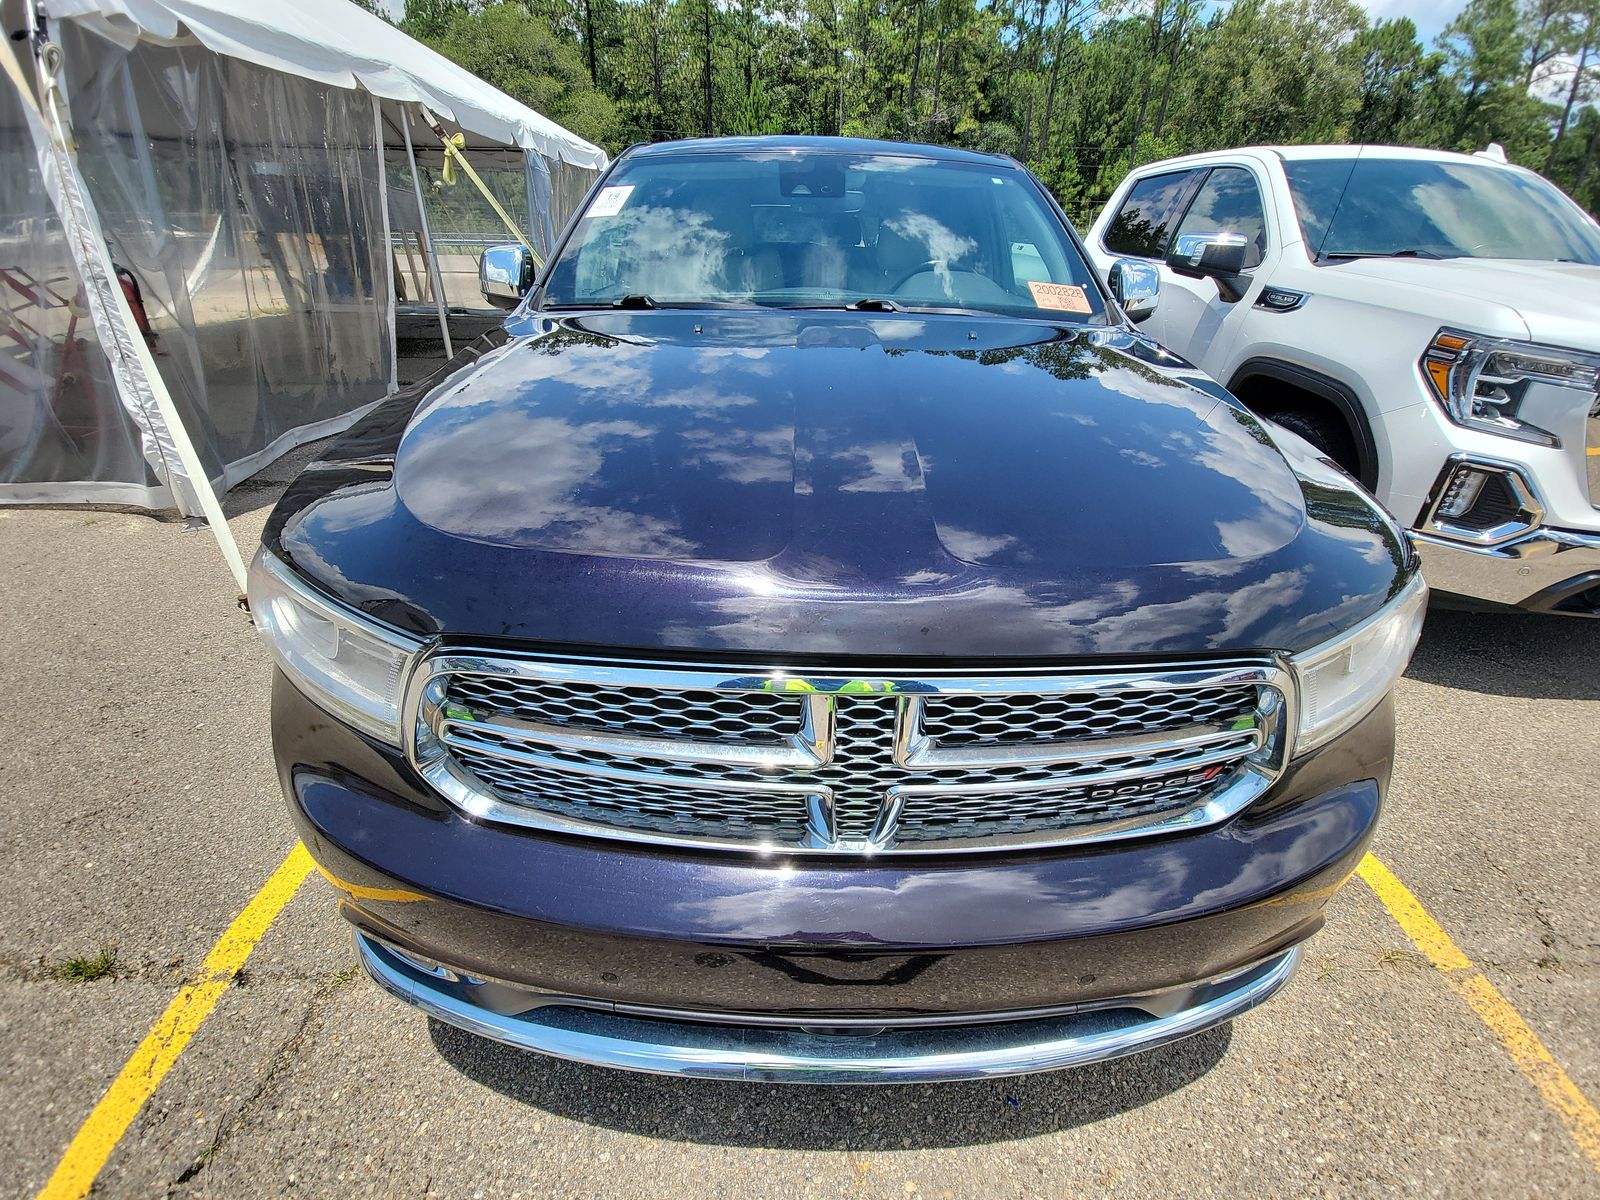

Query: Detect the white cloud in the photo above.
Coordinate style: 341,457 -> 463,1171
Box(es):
1354,0 -> 1459,41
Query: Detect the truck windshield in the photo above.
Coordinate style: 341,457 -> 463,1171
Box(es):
539,149 -> 1105,320
1285,157 -> 1600,265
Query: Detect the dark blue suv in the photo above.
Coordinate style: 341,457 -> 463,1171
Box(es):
250,138 -> 1425,1083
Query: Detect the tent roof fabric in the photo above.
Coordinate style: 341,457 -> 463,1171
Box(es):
41,0 -> 610,169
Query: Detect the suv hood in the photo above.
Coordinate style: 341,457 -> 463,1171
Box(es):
268,312 -> 1408,658
1326,257 -> 1600,349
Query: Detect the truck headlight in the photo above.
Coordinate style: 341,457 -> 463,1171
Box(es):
248,550 -> 421,745
1289,574 -> 1427,753
1422,329 -> 1600,448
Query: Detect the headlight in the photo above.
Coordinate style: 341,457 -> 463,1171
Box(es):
1289,574 -> 1427,753
247,550 -> 421,745
1422,329 -> 1600,447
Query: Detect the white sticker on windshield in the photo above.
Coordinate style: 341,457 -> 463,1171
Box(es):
586,185 -> 634,219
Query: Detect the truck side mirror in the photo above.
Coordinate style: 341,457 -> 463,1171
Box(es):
1166,232 -> 1251,304
480,243 -> 536,310
1108,259 -> 1160,324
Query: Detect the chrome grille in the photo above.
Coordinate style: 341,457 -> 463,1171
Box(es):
452,746 -> 814,843
447,675 -> 798,743
921,685 -> 1255,745
409,655 -> 1291,855
893,770 -> 1217,843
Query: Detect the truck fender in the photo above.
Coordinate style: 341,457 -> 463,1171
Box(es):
1227,357 -> 1380,491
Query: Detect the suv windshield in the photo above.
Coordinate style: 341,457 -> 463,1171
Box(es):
1285,156 -> 1600,264
539,149 -> 1105,320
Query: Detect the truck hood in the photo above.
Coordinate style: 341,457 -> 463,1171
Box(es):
1325,257 -> 1600,349
268,312 -> 1409,658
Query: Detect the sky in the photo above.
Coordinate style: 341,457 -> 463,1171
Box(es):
1358,0 -> 1460,41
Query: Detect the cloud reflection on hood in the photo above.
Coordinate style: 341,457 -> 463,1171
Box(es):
277,312 -> 1410,655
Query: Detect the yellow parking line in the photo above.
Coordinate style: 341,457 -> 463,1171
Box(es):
36,844 -> 314,1200
1358,853 -> 1600,1173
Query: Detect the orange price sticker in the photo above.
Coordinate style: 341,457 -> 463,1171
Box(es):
1027,281 -> 1092,313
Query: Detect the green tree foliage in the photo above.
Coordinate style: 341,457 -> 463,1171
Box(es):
400,2 -> 616,146
386,0 -> 1600,218
1351,18 -> 1440,143
1429,0 -> 1551,160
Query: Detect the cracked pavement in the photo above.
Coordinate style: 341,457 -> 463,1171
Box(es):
1,464 -> 1596,1197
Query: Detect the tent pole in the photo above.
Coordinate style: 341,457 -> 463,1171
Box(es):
23,2 -> 46,96
402,105 -> 453,357
374,96 -> 398,394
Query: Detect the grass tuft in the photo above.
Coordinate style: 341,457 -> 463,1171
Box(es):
48,947 -> 118,982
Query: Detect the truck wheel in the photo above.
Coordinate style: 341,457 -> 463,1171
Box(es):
1262,408 -> 1359,478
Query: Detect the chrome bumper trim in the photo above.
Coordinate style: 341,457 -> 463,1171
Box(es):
357,933 -> 1300,1084
1412,525 -> 1600,611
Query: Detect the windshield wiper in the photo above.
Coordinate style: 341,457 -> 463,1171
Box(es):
1323,249 -> 1445,261
545,294 -> 660,310
779,298 -> 1008,316
782,298 -> 905,312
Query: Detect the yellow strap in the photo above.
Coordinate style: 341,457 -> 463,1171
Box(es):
439,135 -> 543,267
439,131 -> 464,184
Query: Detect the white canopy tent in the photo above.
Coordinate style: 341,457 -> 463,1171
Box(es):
45,0 -> 608,170
0,0 -> 606,585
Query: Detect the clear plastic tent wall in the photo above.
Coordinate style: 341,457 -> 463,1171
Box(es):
79,23 -> 389,497
1,5 -> 606,512
0,52 -> 145,503
385,142 -> 548,314
381,108 -> 602,314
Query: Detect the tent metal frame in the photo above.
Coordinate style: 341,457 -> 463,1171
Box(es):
400,105 -> 453,357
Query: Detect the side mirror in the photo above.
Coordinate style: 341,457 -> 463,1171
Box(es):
1108,259 -> 1160,324
1165,232 -> 1251,303
479,243 -> 536,310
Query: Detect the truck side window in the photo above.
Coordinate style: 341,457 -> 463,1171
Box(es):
1103,170 -> 1199,258
1173,167 -> 1269,268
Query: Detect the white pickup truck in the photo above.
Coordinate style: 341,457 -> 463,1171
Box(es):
1086,144 -> 1600,617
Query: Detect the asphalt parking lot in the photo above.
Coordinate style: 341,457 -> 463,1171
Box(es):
2,461 -> 1597,1197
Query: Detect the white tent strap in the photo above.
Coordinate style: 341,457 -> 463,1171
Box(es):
3,35 -> 248,591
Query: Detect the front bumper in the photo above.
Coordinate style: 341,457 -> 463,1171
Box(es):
1409,454 -> 1600,615
276,671 -> 1390,1077
358,932 -> 1299,1083
1412,525 -> 1600,614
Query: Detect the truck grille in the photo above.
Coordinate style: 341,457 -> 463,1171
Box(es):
409,655 -> 1291,855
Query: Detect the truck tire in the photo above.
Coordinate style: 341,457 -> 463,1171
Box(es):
1262,407 -> 1359,477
